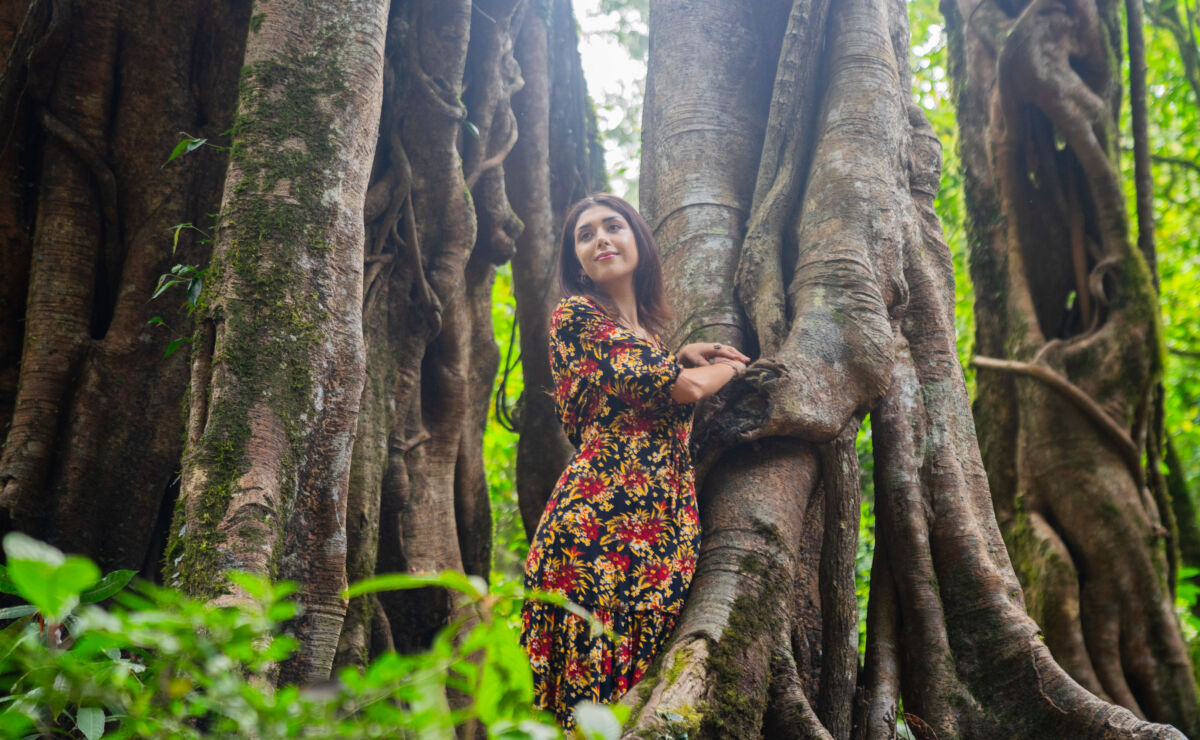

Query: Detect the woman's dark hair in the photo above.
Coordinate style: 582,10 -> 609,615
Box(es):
557,193 -> 673,337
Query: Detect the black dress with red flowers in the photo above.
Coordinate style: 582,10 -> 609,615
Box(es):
521,295 -> 700,727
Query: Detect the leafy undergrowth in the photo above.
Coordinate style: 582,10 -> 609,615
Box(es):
0,533 -> 624,739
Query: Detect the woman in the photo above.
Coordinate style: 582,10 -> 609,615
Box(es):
521,194 -> 750,726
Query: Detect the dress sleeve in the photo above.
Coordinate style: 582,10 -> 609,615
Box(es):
549,296 -> 682,411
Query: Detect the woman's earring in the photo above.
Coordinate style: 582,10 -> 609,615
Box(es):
579,270 -> 593,288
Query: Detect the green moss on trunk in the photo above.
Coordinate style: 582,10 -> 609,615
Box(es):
700,552 -> 782,738
167,23 -> 355,598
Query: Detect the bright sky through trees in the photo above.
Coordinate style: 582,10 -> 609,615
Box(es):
574,0 -> 646,201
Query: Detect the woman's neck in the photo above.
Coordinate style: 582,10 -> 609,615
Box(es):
599,279 -> 640,330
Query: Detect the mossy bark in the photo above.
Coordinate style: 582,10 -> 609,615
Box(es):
170,0 -> 387,683
946,0 -> 1200,730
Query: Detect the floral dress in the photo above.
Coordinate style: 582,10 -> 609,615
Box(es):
521,295 -> 700,727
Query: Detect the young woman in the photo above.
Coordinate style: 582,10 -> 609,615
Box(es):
521,194 -> 750,727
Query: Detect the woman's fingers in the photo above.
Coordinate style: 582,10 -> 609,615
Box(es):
679,345 -> 711,366
710,344 -> 750,362
688,342 -> 751,364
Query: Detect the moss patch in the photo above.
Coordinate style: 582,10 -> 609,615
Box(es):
699,552 -> 783,738
664,645 -> 693,689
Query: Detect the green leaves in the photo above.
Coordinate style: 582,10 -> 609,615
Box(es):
148,225 -> 210,357
151,262 -> 206,312
341,569 -> 617,733
2,532 -> 100,623
163,136 -> 206,166
81,569 -> 136,604
75,706 -> 105,740
343,569 -> 489,600
573,701 -> 628,740
0,536 -> 581,738
162,135 -> 211,167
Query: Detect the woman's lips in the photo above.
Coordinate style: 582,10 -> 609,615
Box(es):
596,253 -> 616,262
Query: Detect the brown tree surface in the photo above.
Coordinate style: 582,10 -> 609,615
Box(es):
0,0 -> 599,689
0,0 -> 1192,736
602,0 -> 1191,737
946,0 -> 1200,730
0,0 -> 249,572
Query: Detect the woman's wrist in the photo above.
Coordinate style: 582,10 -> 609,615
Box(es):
713,358 -> 743,379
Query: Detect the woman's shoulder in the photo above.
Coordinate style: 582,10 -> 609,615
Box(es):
554,294 -> 597,313
552,295 -> 605,327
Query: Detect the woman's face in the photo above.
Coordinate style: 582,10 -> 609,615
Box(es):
574,204 -> 639,291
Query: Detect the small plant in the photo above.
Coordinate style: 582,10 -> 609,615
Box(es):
147,222 -> 210,358
161,131 -> 229,169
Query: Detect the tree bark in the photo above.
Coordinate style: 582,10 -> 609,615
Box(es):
0,0 -> 595,696
620,0 -> 1189,736
169,0 -> 386,683
509,0 -> 606,539
339,0 -> 602,667
0,0 -> 249,574
947,0 -> 1200,729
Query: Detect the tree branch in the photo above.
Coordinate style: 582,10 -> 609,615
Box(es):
971,355 -> 1143,488
1150,152 -> 1200,176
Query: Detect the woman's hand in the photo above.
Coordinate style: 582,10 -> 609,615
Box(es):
676,342 -> 750,368
670,356 -> 747,403
711,356 -> 747,379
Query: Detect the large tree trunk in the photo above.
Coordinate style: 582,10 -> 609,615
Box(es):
0,0 -> 249,574
509,0 -> 607,539
946,0 -> 1200,730
167,0 -> 387,683
610,0 -> 1189,736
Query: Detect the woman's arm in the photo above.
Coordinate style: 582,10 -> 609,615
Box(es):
676,342 -> 750,368
670,358 -> 745,404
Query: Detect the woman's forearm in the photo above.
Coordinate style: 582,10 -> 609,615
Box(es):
670,363 -> 739,404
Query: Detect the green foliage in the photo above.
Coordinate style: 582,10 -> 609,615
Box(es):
1178,566 -> 1200,635
0,536 -> 135,626
0,536 -> 625,739
162,131 -> 230,169
1179,566 -> 1200,686
148,222 -> 212,357
855,421 -> 876,657
488,263 -> 529,581
2,533 -> 101,624
162,135 -> 210,168
580,1 -> 647,202
1135,17 -> 1200,499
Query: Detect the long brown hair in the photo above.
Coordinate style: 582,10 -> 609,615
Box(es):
557,194 -> 673,337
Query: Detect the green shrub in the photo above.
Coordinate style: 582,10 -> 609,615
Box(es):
0,533 -> 624,739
